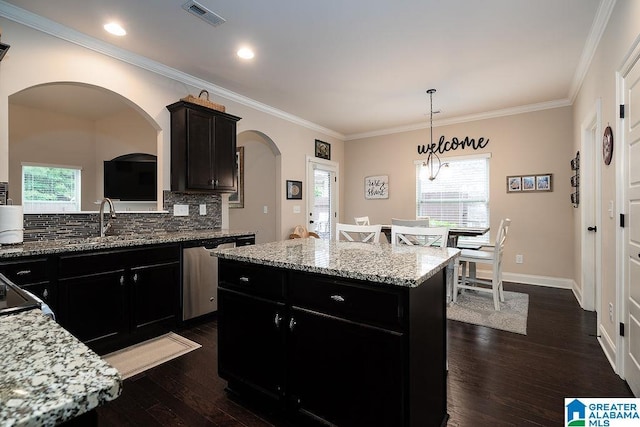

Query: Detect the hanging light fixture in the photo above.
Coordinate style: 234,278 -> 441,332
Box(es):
422,88 -> 444,181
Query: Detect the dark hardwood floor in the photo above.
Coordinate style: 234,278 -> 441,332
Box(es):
96,283 -> 633,426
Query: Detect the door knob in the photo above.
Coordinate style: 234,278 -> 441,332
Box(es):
587,226 -> 597,232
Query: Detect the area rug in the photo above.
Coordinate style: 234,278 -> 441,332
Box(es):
103,332 -> 201,379
447,290 -> 529,335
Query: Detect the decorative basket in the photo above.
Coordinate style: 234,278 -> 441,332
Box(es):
181,90 -> 226,112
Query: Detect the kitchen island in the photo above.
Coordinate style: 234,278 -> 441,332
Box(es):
0,309 -> 122,426
214,238 -> 459,427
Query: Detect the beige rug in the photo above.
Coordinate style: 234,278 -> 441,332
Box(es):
448,290 -> 529,335
103,332 -> 201,379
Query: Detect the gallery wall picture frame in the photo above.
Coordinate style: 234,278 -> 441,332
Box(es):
315,139 -> 331,160
507,173 -> 553,193
507,176 -> 522,192
286,180 -> 303,200
229,146 -> 244,208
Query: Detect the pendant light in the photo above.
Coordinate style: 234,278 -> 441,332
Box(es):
422,88 -> 443,181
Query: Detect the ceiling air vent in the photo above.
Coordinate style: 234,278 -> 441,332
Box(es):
182,0 -> 226,27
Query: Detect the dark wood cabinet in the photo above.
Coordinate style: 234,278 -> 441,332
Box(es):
217,259 -> 446,427
167,100 -> 241,193
58,244 -> 180,354
0,257 -> 56,312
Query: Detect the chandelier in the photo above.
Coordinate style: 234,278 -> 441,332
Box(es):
422,88 -> 445,181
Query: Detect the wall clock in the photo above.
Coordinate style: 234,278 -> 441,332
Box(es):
603,126 -> 613,165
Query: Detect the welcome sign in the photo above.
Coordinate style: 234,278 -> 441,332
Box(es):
417,135 -> 489,155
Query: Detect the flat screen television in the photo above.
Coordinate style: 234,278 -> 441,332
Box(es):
104,156 -> 157,201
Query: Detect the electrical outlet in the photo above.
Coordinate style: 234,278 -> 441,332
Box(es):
609,303 -> 614,322
173,204 -> 189,216
515,254 -> 523,264
199,204 -> 207,215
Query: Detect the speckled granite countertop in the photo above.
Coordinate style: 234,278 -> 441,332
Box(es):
213,238 -> 459,287
0,229 -> 255,259
0,309 -> 122,427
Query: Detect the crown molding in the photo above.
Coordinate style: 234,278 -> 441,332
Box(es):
568,0 -> 617,102
345,98 -> 572,141
0,0 -> 345,140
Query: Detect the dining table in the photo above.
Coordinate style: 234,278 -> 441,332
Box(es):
380,225 -> 490,248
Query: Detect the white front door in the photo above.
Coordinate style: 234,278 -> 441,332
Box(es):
623,48 -> 640,396
306,157 -> 338,240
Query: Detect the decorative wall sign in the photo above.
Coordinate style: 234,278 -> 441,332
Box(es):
315,139 -> 331,160
365,175 -> 389,199
229,146 -> 244,208
603,126 -> 613,165
417,135 -> 489,156
507,174 -> 553,193
570,151 -> 579,208
286,180 -> 302,199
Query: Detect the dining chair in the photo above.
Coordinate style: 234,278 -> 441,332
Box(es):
391,218 -> 430,227
354,216 -> 371,225
453,218 -> 511,311
336,223 -> 381,243
390,224 -> 449,247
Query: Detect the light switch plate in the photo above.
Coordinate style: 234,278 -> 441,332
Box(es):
174,204 -> 189,216
293,205 -> 301,214
199,204 -> 207,215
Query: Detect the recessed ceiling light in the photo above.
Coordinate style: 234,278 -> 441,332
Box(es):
104,22 -> 126,36
237,48 -> 254,60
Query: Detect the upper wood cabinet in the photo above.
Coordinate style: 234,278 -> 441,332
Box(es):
167,101 -> 241,192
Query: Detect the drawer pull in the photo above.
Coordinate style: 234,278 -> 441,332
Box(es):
209,296 -> 215,302
330,294 -> 345,303
16,270 -> 31,276
274,312 -> 283,328
239,276 -> 250,283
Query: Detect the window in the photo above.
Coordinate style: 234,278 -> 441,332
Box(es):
22,164 -> 82,213
415,154 -> 490,244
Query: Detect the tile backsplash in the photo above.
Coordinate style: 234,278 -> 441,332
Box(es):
22,191 -> 222,242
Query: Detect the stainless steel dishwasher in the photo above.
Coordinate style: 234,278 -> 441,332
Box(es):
182,236 -> 254,320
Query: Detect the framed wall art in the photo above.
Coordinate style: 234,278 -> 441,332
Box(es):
365,175 -> 389,199
507,173 -> 553,193
229,146 -> 244,208
286,180 -> 302,200
536,174 -> 552,191
507,176 -> 522,192
522,176 -> 535,191
315,139 -> 331,160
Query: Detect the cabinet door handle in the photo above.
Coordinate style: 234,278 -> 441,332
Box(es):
274,312 -> 282,328
119,275 -> 125,286
42,288 -> 49,300
289,318 -> 296,332
330,294 -> 345,303
132,273 -> 139,283
16,270 -> 31,276
209,296 -> 215,302
239,276 -> 250,283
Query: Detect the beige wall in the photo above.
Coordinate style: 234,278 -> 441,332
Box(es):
345,106 -> 575,282
230,131 -> 278,243
0,17 -> 343,239
572,0 -> 640,364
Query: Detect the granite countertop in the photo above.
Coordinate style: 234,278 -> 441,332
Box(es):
0,309 -> 122,427
213,238 -> 460,287
0,229 -> 255,259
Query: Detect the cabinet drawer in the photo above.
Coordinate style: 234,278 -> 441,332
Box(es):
0,258 -> 50,285
218,259 -> 284,301
289,273 -> 405,331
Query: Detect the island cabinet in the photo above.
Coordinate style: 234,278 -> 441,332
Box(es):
217,259 -> 447,427
167,100 -> 241,193
57,244 -> 180,354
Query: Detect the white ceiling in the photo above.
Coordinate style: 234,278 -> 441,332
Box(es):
1,0 -> 605,139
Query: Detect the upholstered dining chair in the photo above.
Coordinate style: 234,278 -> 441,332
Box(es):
453,218 -> 511,311
390,224 -> 449,247
354,216 -> 371,225
336,223 -> 381,243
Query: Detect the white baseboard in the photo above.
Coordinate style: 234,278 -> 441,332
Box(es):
472,269 -> 574,289
598,324 -> 618,374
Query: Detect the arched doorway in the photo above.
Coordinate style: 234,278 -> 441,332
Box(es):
230,130 -> 280,243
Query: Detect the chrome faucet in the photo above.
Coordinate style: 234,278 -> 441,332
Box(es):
99,198 -> 116,237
